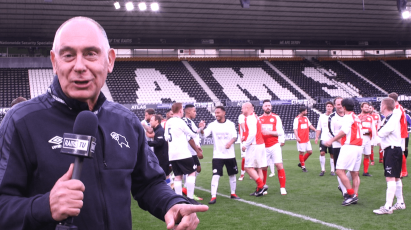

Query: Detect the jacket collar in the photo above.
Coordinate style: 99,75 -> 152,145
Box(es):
48,75 -> 106,113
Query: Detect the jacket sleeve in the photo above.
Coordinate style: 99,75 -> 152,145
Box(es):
0,112 -> 56,229
147,128 -> 165,148
130,116 -> 188,221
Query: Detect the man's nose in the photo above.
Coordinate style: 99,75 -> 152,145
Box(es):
73,54 -> 87,73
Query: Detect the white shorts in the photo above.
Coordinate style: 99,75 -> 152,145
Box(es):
336,145 -> 363,171
240,143 -> 246,158
266,143 -> 283,164
401,138 -> 405,152
245,144 -> 267,168
362,135 -> 371,155
297,141 -> 312,152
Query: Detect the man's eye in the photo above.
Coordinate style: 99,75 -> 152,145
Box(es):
87,52 -> 97,56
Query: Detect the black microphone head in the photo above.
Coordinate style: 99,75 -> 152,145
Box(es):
73,111 -> 99,136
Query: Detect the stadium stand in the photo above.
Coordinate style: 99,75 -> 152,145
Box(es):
270,60 -> 358,99
188,61 -> 304,102
385,59 -> 411,86
313,59 -> 383,97
28,68 -> 54,98
343,60 -> 411,95
0,68 -> 31,107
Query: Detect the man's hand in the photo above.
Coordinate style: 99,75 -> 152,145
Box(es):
242,146 -> 246,152
198,120 -> 205,128
165,204 -> 209,230
280,143 -> 285,147
261,129 -> 269,136
296,137 -> 301,142
196,146 -> 204,159
50,164 -> 85,221
323,140 -> 332,147
225,142 -> 232,149
315,138 -> 318,144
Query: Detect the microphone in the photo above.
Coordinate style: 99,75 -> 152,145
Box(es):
56,111 -> 98,230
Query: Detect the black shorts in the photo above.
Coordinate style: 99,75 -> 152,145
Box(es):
192,155 -> 201,167
319,143 -> 333,154
383,147 -> 403,178
332,147 -> 340,168
405,137 -> 409,158
170,157 -> 196,176
157,156 -> 170,175
212,158 -> 238,176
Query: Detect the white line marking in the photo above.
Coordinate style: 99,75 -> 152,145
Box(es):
195,186 -> 353,230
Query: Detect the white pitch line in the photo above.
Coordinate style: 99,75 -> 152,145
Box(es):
195,186 -> 353,230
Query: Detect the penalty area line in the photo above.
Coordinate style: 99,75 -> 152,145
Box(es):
195,186 -> 353,230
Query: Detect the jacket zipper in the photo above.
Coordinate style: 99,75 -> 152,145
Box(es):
96,126 -> 109,230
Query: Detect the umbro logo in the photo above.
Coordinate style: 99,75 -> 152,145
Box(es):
49,136 -> 63,149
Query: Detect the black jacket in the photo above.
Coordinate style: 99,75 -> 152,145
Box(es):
147,125 -> 168,163
0,76 -> 188,230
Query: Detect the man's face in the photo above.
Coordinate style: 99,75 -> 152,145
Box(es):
262,102 -> 271,114
144,112 -> 153,122
301,110 -> 307,116
150,116 -> 158,128
50,20 -> 115,106
215,108 -> 225,122
369,106 -> 374,113
380,102 -> 385,114
335,99 -> 343,113
361,104 -> 369,114
166,111 -> 173,119
326,104 -> 334,113
185,107 -> 196,119
241,104 -> 248,116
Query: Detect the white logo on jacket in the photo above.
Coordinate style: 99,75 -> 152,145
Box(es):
111,132 -> 130,148
49,136 -> 63,149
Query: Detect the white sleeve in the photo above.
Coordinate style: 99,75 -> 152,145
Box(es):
371,117 -> 377,142
340,115 -> 352,135
293,117 -> 298,130
202,123 -> 213,138
244,117 -> 256,147
307,117 -> 312,126
276,115 -> 284,137
231,122 -> 238,139
316,115 -> 322,130
238,115 -> 244,124
164,122 -> 170,141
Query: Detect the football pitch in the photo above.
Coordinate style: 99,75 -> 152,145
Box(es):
131,140 -> 410,230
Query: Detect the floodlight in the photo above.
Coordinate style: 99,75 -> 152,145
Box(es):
138,2 -> 147,11
151,2 -> 159,11
126,2 -> 134,11
402,10 -> 410,19
114,2 -> 120,9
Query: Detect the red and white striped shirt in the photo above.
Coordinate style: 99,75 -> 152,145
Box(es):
244,113 -> 265,147
358,113 -> 375,139
340,112 -> 363,146
259,113 -> 284,148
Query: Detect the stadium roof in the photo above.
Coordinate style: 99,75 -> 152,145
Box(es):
0,0 -> 410,48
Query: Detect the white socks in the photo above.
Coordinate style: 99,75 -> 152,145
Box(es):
174,180 -> 182,195
385,181 -> 396,209
396,180 -> 404,204
186,176 -> 196,199
211,175 -> 220,198
320,156 -> 325,171
240,170 -> 245,175
270,164 -> 275,174
330,159 -> 335,172
337,176 -> 347,194
229,175 -> 237,194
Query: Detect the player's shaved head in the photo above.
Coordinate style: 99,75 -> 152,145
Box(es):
242,102 -> 254,116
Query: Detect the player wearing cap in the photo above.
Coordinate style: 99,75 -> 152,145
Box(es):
324,98 -> 363,206
200,106 -> 240,204
259,100 -> 287,195
315,101 -> 335,176
294,106 -> 316,172
358,102 -> 376,177
373,97 -> 405,214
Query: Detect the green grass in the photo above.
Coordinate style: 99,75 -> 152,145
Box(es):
131,140 -> 410,230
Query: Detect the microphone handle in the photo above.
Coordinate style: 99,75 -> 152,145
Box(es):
72,157 -> 84,180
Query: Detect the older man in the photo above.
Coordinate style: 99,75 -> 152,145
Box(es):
0,17 -> 207,230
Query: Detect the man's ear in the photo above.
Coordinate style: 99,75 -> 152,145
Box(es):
107,48 -> 116,73
50,50 -> 57,75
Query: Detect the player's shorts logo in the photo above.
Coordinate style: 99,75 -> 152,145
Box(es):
110,132 -> 130,148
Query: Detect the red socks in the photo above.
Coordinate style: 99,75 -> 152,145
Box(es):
182,187 -> 187,196
402,155 -> 408,175
379,149 -> 384,161
241,158 -> 245,171
303,152 -> 311,161
277,169 -> 286,188
262,170 -> 268,185
299,155 -> 305,167
370,151 -> 374,162
256,178 -> 264,189
363,158 -> 370,173
347,189 -> 354,196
